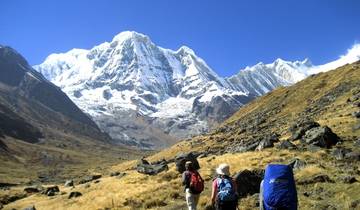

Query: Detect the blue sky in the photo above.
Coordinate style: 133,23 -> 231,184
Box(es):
0,0 -> 359,77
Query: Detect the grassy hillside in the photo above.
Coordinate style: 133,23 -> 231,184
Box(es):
3,61 -> 360,210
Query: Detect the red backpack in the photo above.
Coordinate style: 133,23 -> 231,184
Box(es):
189,171 -> 204,194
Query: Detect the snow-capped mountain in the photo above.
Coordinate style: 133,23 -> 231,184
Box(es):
34,31 -> 360,149
35,31 -> 249,149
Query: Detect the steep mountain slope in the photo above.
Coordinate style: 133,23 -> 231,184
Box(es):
6,61 -> 360,210
34,32 -> 360,149
0,46 -> 140,183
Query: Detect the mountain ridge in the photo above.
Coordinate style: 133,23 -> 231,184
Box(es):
34,31 -> 360,149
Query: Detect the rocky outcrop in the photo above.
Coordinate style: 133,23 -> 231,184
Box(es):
301,126 -> 339,148
289,119 -> 320,141
233,169 -> 264,198
136,159 -> 168,175
175,152 -> 200,173
277,140 -> 297,150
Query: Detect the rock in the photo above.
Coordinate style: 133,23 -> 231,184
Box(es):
24,186 -> 43,193
79,175 -> 102,184
233,169 -> 264,198
289,158 -> 306,170
350,200 -> 360,209
341,176 -> 357,184
302,126 -> 339,148
256,138 -> 274,151
110,172 -> 121,177
23,206 -> 36,210
64,180 -> 74,187
332,148 -> 352,160
298,174 -> 334,185
136,160 -> 168,175
84,183 -> 90,188
68,191 -> 82,199
306,145 -> 322,152
290,119 -> 320,140
352,111 -> 360,118
354,139 -> 360,147
277,140 -> 297,150
43,186 -> 59,196
345,152 -> 360,161
175,152 -> 200,173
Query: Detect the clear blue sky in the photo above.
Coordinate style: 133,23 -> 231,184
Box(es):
1,0 -> 359,77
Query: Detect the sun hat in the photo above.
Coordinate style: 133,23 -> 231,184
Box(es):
216,163 -> 230,176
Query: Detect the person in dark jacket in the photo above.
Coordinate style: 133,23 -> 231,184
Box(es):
182,161 -> 201,210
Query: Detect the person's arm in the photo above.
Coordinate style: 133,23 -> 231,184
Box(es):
182,172 -> 187,186
211,179 -> 218,205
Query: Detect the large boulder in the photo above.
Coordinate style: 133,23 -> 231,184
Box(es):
175,152 -> 200,174
233,169 -> 264,198
289,119 -> 320,140
136,160 -> 168,175
301,126 -> 339,148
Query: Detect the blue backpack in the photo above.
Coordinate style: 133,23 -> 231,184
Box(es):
263,164 -> 298,210
216,177 -> 238,202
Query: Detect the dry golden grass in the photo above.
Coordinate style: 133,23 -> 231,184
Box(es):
5,146 -> 359,210
3,63 -> 360,209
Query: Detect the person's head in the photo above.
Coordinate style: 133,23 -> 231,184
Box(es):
185,161 -> 193,171
216,163 -> 230,177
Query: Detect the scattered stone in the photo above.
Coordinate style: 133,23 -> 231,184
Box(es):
233,169 -> 264,198
84,183 -> 90,188
256,138 -> 274,151
136,160 -> 168,175
24,186 -> 43,193
298,174 -> 334,185
306,145 -> 322,152
23,206 -> 36,210
64,180 -> 74,187
94,180 -> 100,184
341,176 -> 357,184
345,152 -> 360,161
332,147 -> 352,160
302,126 -> 339,148
43,186 -> 59,196
350,200 -> 360,209
277,140 -> 297,150
110,172 -> 121,177
79,175 -> 102,184
175,152 -> 200,173
354,139 -> 360,147
352,111 -> 360,118
289,158 -> 306,170
68,191 -> 82,199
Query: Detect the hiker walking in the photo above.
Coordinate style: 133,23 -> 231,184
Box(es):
211,163 -> 238,210
259,164 -> 298,210
182,161 -> 204,210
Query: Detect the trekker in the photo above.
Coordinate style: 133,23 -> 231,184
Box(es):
259,164 -> 298,210
182,161 -> 204,210
211,163 -> 238,210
